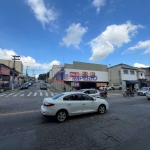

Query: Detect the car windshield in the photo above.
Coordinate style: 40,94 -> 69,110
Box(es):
141,87 -> 148,91
51,93 -> 64,100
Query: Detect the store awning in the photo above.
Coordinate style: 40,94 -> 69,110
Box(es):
126,80 -> 139,84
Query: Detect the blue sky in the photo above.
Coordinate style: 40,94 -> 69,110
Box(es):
0,0 -> 150,77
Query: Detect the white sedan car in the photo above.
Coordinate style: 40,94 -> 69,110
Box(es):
78,89 -> 100,98
146,90 -> 150,100
41,92 -> 109,122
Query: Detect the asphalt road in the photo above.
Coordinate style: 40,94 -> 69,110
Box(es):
0,83 -> 150,150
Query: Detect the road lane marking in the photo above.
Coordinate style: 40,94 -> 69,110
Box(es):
20,94 -> 24,97
0,110 -> 40,117
45,92 -> 48,96
13,93 -> 20,97
27,92 -> 32,96
40,92 -> 43,96
0,94 -> 6,97
51,92 -> 54,96
33,92 -> 37,96
5,93 -> 14,97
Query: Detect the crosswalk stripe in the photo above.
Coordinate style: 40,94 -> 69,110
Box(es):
0,94 -> 6,97
33,92 -> 37,96
51,92 -> 54,96
45,92 -> 48,96
5,93 -> 14,97
13,94 -> 19,97
40,92 -> 43,96
20,94 -> 24,97
27,92 -> 32,96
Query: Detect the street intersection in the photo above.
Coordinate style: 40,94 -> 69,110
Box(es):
0,83 -> 150,150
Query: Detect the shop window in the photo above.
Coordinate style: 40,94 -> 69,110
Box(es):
123,70 -> 128,74
130,70 -> 135,75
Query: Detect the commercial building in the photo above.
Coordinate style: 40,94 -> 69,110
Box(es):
0,59 -> 23,74
51,61 -> 108,90
109,64 -> 146,91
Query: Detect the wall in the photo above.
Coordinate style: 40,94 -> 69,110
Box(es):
0,59 -> 23,74
52,65 -> 64,78
109,66 -> 120,86
73,61 -> 108,71
137,71 -> 146,79
121,69 -> 138,80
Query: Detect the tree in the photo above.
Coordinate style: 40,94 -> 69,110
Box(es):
38,74 -> 47,81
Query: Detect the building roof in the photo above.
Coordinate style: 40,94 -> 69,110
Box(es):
110,63 -> 138,70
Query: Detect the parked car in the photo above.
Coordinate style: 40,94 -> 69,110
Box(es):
41,92 -> 109,122
99,86 -> 112,90
137,87 -> 150,96
146,90 -> 150,100
78,89 -> 100,98
20,83 -> 29,89
40,83 -> 47,90
111,86 -> 122,90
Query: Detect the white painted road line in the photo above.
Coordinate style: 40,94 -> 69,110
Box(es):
27,92 -> 32,96
33,92 -> 37,96
13,94 -> 19,97
40,92 -> 43,96
20,94 -> 24,97
5,93 -> 14,97
45,92 -> 48,96
51,92 -> 54,96
0,94 -> 6,97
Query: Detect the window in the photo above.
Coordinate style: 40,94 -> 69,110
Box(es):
141,73 -> 143,76
63,94 -> 81,101
52,93 -> 64,100
84,90 -> 90,94
82,95 -> 94,101
89,90 -> 96,94
123,70 -> 128,74
130,70 -> 135,75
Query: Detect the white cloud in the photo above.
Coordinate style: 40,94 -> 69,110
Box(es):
26,0 -> 58,26
89,21 -> 144,61
0,48 -> 17,59
124,40 -> 150,54
92,0 -> 106,13
0,48 -> 60,75
61,23 -> 88,48
133,63 -> 149,68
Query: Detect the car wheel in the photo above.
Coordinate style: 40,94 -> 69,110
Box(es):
98,105 -> 106,114
56,110 -> 67,122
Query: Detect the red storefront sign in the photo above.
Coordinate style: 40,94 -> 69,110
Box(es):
70,72 -> 79,77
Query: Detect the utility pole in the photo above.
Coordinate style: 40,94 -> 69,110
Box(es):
12,55 -> 20,90
26,66 -> 29,82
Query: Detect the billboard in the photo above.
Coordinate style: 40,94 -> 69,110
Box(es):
55,68 -> 108,82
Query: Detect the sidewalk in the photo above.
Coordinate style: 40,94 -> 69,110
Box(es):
107,90 -> 123,96
0,87 -> 20,93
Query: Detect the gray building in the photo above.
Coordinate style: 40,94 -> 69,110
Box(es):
140,67 -> 150,86
109,64 -> 146,90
